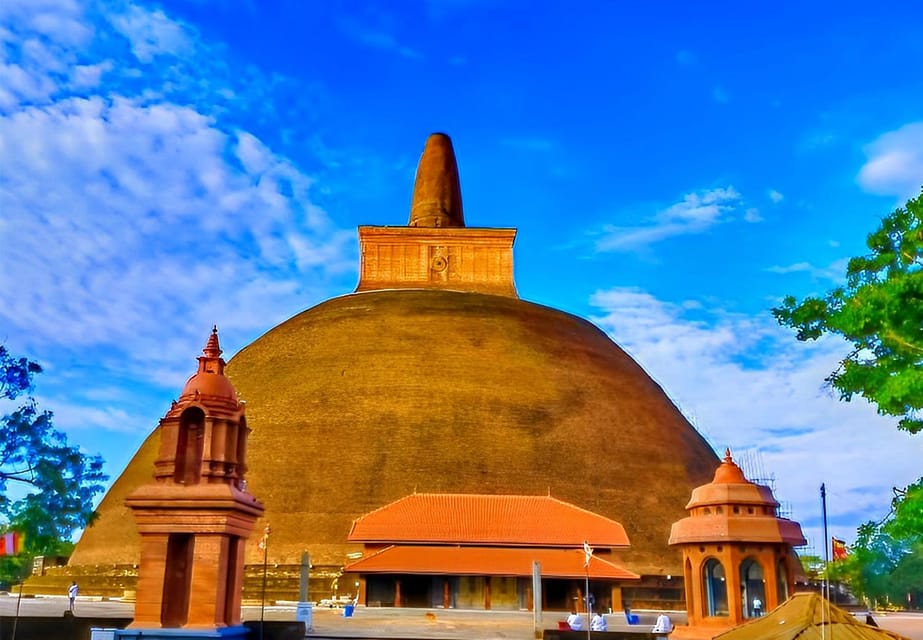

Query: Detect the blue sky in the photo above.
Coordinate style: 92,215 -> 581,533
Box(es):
1,0 -> 922,555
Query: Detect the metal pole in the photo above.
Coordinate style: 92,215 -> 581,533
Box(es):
260,526 -> 270,640
582,541 -> 593,639
821,483 -> 829,640
585,570 -> 591,640
532,561 -> 542,639
821,483 -> 829,600
11,571 -> 24,640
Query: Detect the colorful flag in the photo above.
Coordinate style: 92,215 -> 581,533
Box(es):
0,531 -> 24,556
832,537 -> 848,561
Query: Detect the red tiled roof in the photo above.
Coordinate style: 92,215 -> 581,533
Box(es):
344,545 -> 640,580
348,494 -> 630,547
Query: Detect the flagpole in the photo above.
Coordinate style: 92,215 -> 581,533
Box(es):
260,524 -> 270,640
583,541 -> 592,640
821,483 -> 829,600
11,559 -> 27,640
821,483 -> 829,640
585,567 -> 590,640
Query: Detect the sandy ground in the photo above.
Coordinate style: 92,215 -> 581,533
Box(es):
1,595 -> 921,640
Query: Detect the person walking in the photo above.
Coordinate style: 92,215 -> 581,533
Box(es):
752,597 -> 762,617
68,581 -> 78,613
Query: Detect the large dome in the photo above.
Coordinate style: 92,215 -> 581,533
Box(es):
71,288 -> 718,576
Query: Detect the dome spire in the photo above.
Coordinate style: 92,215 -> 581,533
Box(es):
177,326 -> 235,404
194,326 -> 226,377
408,133 -> 465,228
203,325 -> 222,359
712,447 -> 746,483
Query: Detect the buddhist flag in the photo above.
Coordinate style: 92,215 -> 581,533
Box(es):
832,537 -> 848,561
0,531 -> 24,556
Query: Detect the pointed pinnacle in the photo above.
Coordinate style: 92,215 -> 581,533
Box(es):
203,326 -> 222,359
408,133 -> 465,228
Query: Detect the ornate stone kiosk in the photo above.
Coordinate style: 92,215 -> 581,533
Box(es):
118,328 -> 264,638
669,450 -> 805,627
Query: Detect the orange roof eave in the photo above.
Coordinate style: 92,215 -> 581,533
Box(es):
669,517 -> 806,547
344,545 -> 640,581
347,537 -> 630,549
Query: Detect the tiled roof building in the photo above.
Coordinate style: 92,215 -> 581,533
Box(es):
345,494 -> 638,610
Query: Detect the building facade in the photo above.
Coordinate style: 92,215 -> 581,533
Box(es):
345,493 -> 639,611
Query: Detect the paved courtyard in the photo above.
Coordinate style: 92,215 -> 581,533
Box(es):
1,594 -> 921,640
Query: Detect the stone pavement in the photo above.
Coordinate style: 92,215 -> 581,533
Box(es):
1,595 -> 921,640
278,606 -> 723,640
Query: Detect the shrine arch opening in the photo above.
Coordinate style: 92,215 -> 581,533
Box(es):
740,557 -> 765,618
702,558 -> 728,617
174,407 -> 205,485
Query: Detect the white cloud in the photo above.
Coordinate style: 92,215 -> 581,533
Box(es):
766,262 -> 814,275
596,186 -> 746,252
70,60 -> 112,88
768,189 -> 784,203
765,258 -> 849,281
0,0 -> 90,111
336,15 -> 421,59
588,287 -> 922,546
107,5 -> 193,63
857,122 -> 923,200
0,96 -> 351,362
0,0 -> 93,47
0,0 -> 355,444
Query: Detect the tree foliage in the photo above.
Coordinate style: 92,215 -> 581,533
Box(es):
772,189 -> 923,433
0,345 -> 108,583
773,190 -> 923,609
798,553 -> 825,581
828,481 -> 923,609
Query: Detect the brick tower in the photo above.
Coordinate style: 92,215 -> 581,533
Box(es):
122,328 -> 264,638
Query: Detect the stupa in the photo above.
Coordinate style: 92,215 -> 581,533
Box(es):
67,133 -> 721,607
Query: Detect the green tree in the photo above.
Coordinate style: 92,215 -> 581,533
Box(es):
798,553 -> 826,581
774,189 -> 923,609
827,484 -> 923,608
772,189 -> 923,433
0,345 -> 108,585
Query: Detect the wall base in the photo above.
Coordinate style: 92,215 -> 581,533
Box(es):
109,627 -> 249,639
